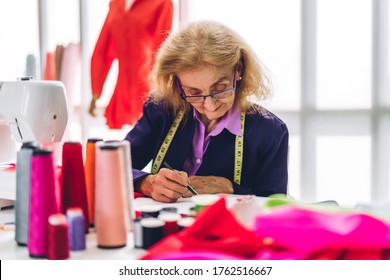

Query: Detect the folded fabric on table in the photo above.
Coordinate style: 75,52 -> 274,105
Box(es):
140,197 -> 263,260
140,197 -> 390,260
254,205 -> 390,260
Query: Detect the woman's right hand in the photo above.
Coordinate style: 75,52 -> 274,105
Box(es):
139,168 -> 191,203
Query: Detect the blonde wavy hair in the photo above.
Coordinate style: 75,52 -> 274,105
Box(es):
149,20 -> 271,117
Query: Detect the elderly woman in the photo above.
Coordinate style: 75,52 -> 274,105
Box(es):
125,20 -> 289,203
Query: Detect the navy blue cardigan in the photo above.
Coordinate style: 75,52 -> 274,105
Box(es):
124,101 -> 289,197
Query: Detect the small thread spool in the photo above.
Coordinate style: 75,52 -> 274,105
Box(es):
177,217 -> 195,231
66,207 -> 86,251
28,148 -> 59,258
140,205 -> 161,218
141,218 -> 165,249
157,213 -> 181,236
133,218 -> 143,249
48,213 -> 70,260
15,142 -> 38,246
191,194 -> 220,213
187,207 -> 197,217
160,207 -> 178,214
84,138 -> 102,227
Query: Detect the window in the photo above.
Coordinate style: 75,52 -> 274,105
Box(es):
182,0 -> 390,205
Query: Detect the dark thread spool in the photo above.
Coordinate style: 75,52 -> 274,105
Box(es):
141,218 -> 165,249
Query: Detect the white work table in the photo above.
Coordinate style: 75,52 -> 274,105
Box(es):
0,195 -> 265,260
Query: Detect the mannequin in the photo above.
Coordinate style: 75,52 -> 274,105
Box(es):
90,0 -> 173,129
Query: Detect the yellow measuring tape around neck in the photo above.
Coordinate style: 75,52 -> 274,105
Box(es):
151,110 -> 185,174
234,111 -> 245,185
151,110 -> 246,185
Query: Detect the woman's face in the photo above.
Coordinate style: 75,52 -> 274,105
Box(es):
177,65 -> 236,122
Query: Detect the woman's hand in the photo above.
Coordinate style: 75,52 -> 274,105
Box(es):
88,95 -> 99,117
189,175 -> 234,194
138,168 -> 191,203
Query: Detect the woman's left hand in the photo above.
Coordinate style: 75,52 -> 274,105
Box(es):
189,175 -> 234,195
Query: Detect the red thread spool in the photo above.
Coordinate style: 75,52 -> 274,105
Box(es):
48,214 -> 70,260
157,213 -> 181,236
61,142 -> 89,232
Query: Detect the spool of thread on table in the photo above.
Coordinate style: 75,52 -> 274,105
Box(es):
141,218 -> 165,249
66,207 -> 86,251
28,148 -> 59,258
95,143 -> 128,248
15,142 -> 38,246
133,218 -> 143,249
61,142 -> 89,232
48,213 -> 70,260
160,207 -> 178,214
140,205 -> 162,218
84,138 -> 102,227
117,140 -> 135,232
158,213 -> 181,236
177,217 -> 195,231
192,194 -> 220,213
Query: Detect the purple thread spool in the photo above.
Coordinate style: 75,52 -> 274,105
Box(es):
66,207 -> 86,251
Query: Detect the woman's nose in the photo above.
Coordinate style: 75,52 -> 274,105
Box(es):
203,96 -> 219,110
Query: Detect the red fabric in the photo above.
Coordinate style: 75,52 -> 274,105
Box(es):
140,197 -> 263,260
140,200 -> 390,260
90,0 -> 173,128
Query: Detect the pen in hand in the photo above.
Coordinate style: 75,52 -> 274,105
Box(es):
163,162 -> 199,196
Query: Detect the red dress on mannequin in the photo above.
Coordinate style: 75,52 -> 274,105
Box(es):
91,0 -> 173,128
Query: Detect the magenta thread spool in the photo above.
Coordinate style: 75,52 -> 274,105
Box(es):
28,148 -> 59,258
95,143 -> 128,248
157,213 -> 181,236
66,207 -> 86,251
141,218 -> 165,249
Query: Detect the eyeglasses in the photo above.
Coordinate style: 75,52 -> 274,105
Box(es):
176,69 -> 237,104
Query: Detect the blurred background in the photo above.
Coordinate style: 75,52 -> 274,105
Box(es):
0,0 -> 389,206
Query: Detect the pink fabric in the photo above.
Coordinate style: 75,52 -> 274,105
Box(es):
147,250 -> 244,260
254,206 -> 390,260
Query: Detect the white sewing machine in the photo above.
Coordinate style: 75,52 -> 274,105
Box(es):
0,77 -> 68,207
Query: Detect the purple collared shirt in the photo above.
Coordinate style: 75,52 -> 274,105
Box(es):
183,103 -> 242,176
